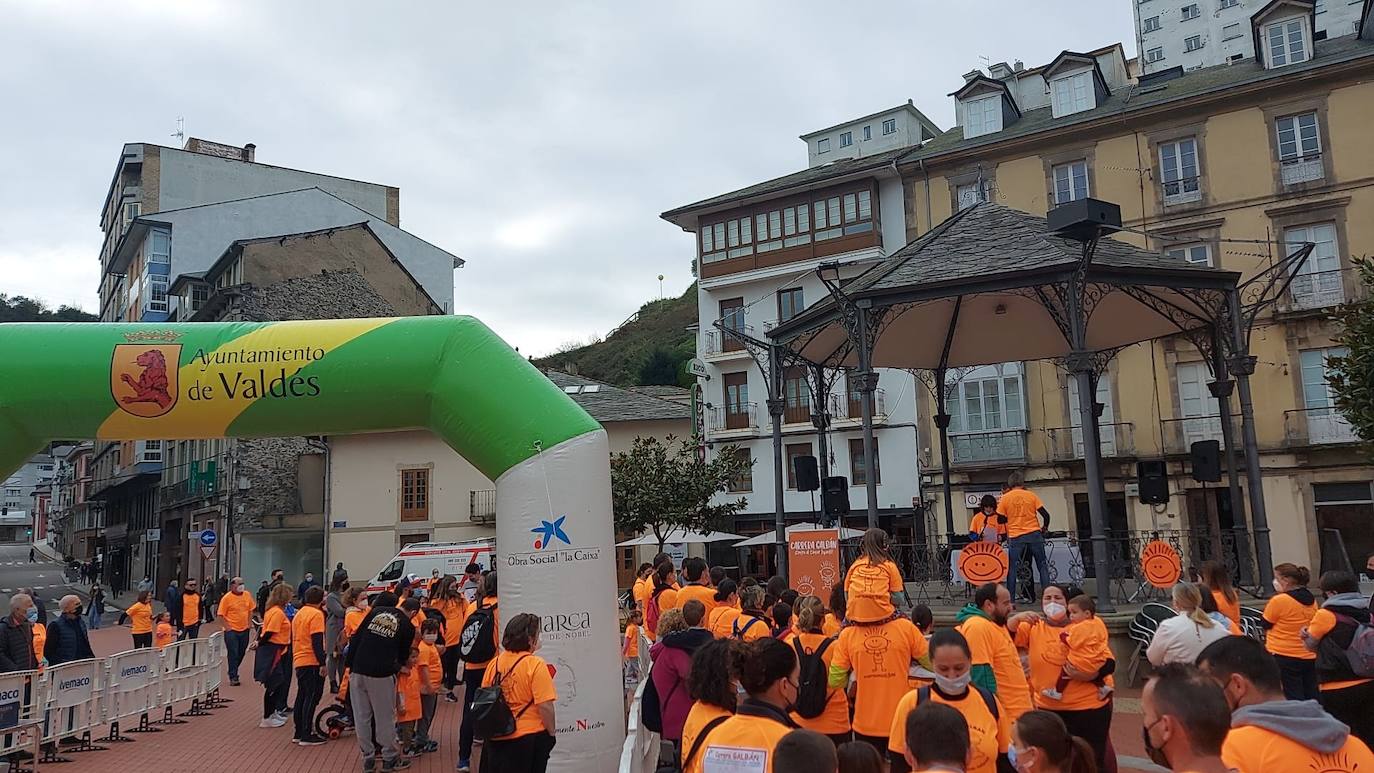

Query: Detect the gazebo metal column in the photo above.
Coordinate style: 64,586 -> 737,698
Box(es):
934,297 -> 964,538
854,302 -> 881,528
766,344 -> 788,577
810,363 -> 833,481
1228,289 -> 1275,591
1208,327 -> 1248,579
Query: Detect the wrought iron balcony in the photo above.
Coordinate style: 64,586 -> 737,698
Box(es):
783,395 -> 812,425
470,489 -> 497,524
1160,415 -> 1241,456
830,389 -> 887,423
1280,155 -> 1324,186
708,403 -> 758,434
703,324 -> 755,358
1284,407 -> 1358,447
1043,422 -> 1136,461
1161,177 -> 1201,205
950,428 -> 1028,466
1277,268 -> 1351,313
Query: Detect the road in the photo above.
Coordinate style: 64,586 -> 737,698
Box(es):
0,543 -> 124,624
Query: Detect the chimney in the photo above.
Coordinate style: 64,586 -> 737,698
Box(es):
1013,59 -> 1025,72
962,69 -> 983,83
242,143 -> 256,163
989,62 -> 1013,80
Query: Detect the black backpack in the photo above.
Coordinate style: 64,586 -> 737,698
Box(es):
791,636 -> 834,719
732,615 -> 766,640
640,665 -> 666,733
459,603 -> 498,662
470,653 -> 531,740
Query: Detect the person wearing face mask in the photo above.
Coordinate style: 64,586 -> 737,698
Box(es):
697,637 -> 800,772
178,578 -> 202,641
217,576 -> 257,686
119,590 -> 154,650
1262,562 -> 1319,700
1008,584 -> 1115,771
0,594 -> 39,673
1009,711 -> 1096,773
479,613 -> 557,772
1198,634 -> 1374,771
413,619 -> 443,754
1300,570 -> 1374,747
956,583 -> 1033,722
44,595 -> 93,667
829,596 -> 930,754
886,630 -> 1009,773
1137,663 -> 1231,773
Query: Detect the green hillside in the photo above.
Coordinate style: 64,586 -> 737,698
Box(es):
534,283 -> 697,387
0,294 -> 97,323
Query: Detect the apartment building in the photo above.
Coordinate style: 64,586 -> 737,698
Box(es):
897,7 -> 1374,571
662,107 -> 943,556
1135,0 -> 1366,74
0,452 -> 54,544
92,138 -> 460,589
47,444 -> 92,559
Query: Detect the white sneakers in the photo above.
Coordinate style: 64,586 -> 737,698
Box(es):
260,713 -> 288,729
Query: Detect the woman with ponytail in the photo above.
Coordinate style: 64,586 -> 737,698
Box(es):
687,637 -> 799,772
844,528 -> 904,624
785,596 -> 850,745
1147,582 -> 1229,667
1011,710 -> 1097,773
708,579 -> 743,639
1264,562 -> 1319,699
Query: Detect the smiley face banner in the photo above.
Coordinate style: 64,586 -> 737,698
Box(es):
1140,540 -> 1184,589
958,540 -> 1010,584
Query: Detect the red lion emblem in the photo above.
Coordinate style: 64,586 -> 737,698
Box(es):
120,349 -> 174,409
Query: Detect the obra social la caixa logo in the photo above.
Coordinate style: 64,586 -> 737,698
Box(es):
509,515 -> 601,567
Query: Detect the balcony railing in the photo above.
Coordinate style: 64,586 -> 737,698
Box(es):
1278,268 -> 1350,313
1280,155 -> 1324,185
159,467 -> 227,508
1161,415 -> 1241,455
830,389 -> 888,422
708,403 -> 758,433
1284,407 -> 1358,446
470,489 -> 497,523
783,396 -> 811,425
950,429 -> 1028,465
1161,178 -> 1201,205
1043,422 -> 1135,461
703,324 -> 755,357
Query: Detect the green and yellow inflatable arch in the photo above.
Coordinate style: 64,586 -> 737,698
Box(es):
0,316 -> 622,770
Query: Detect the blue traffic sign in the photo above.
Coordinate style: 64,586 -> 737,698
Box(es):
199,529 -> 217,548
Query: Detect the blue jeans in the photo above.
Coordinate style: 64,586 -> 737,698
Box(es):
225,629 -> 250,681
1007,531 -> 1050,600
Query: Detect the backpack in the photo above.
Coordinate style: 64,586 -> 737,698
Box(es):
791,636 -> 834,719
421,607 -> 446,636
916,684 -> 999,720
1334,612 -> 1374,677
459,602 -> 498,662
645,587 -> 668,637
732,616 -> 766,641
640,665 -> 666,734
469,653 -> 531,740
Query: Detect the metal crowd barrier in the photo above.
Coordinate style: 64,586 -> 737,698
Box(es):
618,630 -> 658,773
0,631 -> 227,763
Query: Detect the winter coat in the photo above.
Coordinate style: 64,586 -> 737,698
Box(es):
648,627 -> 713,741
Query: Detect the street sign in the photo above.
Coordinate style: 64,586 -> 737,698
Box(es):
200,545 -> 216,559
146,528 -> 160,542
199,529 -> 217,548
688,358 -> 709,378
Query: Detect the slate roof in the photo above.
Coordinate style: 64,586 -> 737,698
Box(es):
626,385 -> 693,404
903,34 -> 1374,164
544,371 -> 690,423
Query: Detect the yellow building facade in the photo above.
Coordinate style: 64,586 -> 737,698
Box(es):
900,24 -> 1374,573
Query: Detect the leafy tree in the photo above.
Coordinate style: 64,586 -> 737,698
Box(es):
1329,258 -> 1374,452
611,435 -> 751,550
0,294 -> 96,323
638,346 -> 685,386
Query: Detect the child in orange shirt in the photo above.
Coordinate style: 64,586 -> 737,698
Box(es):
396,648 -> 423,757
845,528 -> 906,623
1041,595 -> 1114,701
415,620 -> 442,754
154,612 -> 176,650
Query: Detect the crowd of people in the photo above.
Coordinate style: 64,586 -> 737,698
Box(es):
630,526 -> 1374,773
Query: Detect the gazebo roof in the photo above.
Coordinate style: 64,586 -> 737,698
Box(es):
768,201 -> 1240,369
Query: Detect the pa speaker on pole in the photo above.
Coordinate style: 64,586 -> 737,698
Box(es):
821,476 -> 850,516
1137,460 -> 1170,505
795,455 -> 820,492
1189,440 -> 1222,483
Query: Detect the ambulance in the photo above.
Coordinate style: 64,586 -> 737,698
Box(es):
364,539 -> 496,595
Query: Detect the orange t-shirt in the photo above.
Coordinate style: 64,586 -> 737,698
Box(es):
396,666 -> 423,722
831,617 -> 930,736
1066,616 -> 1112,667
709,606 -> 742,640
888,686 -> 1009,773
958,613 -> 1033,720
216,591 -> 255,633
1223,723 -> 1374,773
970,512 -> 1008,542
32,623 -> 45,666
697,709 -> 793,773
465,596 -> 500,671
680,700 -> 733,773
844,557 -> 904,623
633,577 -> 652,611
481,650 -> 556,740
1308,608 -> 1373,691
624,623 -> 640,658
1212,590 -> 1241,628
181,592 -> 201,627
675,584 -> 717,616
292,606 -> 326,668
126,601 -> 153,635
419,641 -> 442,692
785,632 -> 849,735
154,622 -> 175,649
822,612 -> 842,638
1264,592 -> 1317,660
430,598 -> 466,648
731,613 -> 770,642
1014,619 -> 1113,711
998,488 -> 1044,538
344,607 -> 367,639
261,606 -> 292,647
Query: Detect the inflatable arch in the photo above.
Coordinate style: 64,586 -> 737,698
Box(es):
0,316 -> 622,771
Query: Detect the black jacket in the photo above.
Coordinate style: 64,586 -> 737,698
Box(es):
45,614 -> 94,666
343,606 -> 414,678
1315,593 -> 1371,683
0,617 -> 37,672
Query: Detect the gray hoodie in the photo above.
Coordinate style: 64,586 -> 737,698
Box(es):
1231,699 -> 1352,754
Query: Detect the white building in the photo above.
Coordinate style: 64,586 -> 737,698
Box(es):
801,101 -> 941,168
663,108 -> 942,563
1134,0 -> 1363,74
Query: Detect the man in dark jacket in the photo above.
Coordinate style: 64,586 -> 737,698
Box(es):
258,569 -> 285,611
1306,570 -> 1374,747
18,589 -> 46,625
44,595 -> 94,666
343,591 -> 414,772
0,594 -> 38,673
163,580 -> 180,626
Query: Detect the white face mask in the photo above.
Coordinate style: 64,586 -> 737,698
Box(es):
1273,578 -> 1283,593
1043,602 -> 1067,621
934,671 -> 971,694
423,634 -> 438,644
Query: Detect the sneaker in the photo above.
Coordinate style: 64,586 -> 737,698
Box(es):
362,760 -> 377,773
421,741 -> 439,753
444,693 -> 459,703
260,717 -> 286,728
1098,683 -> 1114,699
381,759 -> 413,771
457,759 -> 471,772
298,735 -> 327,746
272,710 -> 288,722
1040,688 -> 1063,700
229,678 -> 241,687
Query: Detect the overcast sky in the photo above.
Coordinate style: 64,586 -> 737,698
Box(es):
0,1 -> 1134,356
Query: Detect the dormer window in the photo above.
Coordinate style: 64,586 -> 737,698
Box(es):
817,138 -> 831,154
1051,71 -> 1093,117
964,95 -> 1002,138
1264,17 -> 1309,67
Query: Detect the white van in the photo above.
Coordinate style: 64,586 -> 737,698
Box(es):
364,539 -> 496,595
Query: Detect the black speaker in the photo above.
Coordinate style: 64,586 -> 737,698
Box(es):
821,476 -> 850,515
1137,460 -> 1170,505
1189,440 -> 1222,483
794,455 -> 820,492
1047,198 -> 1123,242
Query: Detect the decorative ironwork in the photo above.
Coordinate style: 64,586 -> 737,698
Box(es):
1232,241 -> 1317,353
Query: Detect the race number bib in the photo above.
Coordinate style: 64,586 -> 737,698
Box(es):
703,746 -> 768,773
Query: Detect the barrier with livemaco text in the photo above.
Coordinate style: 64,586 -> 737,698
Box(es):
43,658 -> 102,744
0,670 -> 42,757
104,648 -> 163,731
